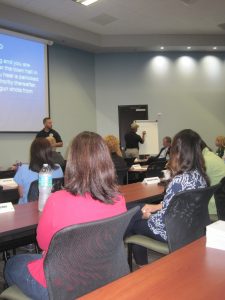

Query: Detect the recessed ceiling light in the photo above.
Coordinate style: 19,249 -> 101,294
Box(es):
213,46 -> 217,50
160,46 -> 164,50
73,0 -> 98,6
187,46 -> 191,50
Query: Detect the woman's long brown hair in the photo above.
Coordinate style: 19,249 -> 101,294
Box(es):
29,138 -> 58,172
65,131 -> 118,204
167,129 -> 210,185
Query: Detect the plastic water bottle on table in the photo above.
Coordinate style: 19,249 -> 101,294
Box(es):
38,163 -> 52,211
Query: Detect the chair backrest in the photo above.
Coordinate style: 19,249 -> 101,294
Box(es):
124,157 -> 135,168
116,168 -> 128,185
0,169 -> 16,179
27,177 -> 64,202
146,159 -> 167,178
44,206 -> 139,300
165,184 -> 219,252
214,177 -> 225,220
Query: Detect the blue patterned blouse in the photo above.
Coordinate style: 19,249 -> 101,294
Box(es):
147,169 -> 207,241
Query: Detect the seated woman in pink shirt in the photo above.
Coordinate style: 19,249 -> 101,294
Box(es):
4,131 -> 127,300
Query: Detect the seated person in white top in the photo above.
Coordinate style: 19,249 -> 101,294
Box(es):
14,138 -> 63,204
147,136 -> 171,164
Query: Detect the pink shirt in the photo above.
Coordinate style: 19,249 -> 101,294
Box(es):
28,190 -> 127,287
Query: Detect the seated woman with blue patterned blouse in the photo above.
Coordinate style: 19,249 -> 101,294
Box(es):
125,129 -> 210,266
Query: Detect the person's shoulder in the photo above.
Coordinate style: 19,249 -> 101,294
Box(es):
14,164 -> 33,182
169,172 -> 190,187
17,164 -> 29,173
36,129 -> 44,135
114,193 -> 126,205
48,190 -> 69,202
53,163 -> 63,171
174,170 -> 204,185
51,128 -> 59,134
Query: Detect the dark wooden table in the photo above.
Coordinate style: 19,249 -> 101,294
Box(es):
0,178 -> 19,204
79,237 -> 225,300
0,202 -> 40,252
0,183 -> 164,251
120,182 -> 164,203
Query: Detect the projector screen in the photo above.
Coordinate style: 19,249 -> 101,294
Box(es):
0,30 -> 49,132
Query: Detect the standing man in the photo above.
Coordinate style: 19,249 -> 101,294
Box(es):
125,122 -> 146,158
36,117 -> 63,148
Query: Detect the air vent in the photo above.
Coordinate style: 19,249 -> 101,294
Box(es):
90,13 -> 118,26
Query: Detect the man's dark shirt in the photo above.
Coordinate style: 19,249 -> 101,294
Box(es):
124,131 -> 143,149
36,128 -> 62,143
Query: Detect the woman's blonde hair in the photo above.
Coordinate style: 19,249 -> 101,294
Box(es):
46,136 -> 56,146
104,135 -> 122,157
215,136 -> 225,148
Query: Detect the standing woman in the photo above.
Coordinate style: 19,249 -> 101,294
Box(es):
125,129 -> 209,265
14,138 -> 63,204
4,132 -> 126,300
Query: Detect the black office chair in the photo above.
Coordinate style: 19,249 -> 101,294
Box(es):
0,170 -> 16,179
125,185 -> 219,270
45,207 -> 139,299
124,157 -> 135,168
27,177 -> 64,202
116,168 -> 128,185
214,177 -> 225,221
0,207 -> 139,300
146,159 -> 167,178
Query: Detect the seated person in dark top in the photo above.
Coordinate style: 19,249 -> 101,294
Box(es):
147,136 -> 171,164
124,122 -> 146,158
105,135 -> 128,171
36,117 -> 63,148
215,135 -> 225,158
46,136 -> 65,170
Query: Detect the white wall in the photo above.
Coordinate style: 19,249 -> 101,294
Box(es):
48,45 -> 96,157
0,44 -> 96,169
95,52 -> 225,149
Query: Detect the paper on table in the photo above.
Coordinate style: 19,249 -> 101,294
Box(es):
0,202 -> 15,213
131,164 -> 148,171
206,220 -> 225,251
142,177 -> 160,184
0,178 -> 18,190
131,164 -> 141,169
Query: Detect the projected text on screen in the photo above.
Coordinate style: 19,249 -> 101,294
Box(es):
0,32 -> 49,132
